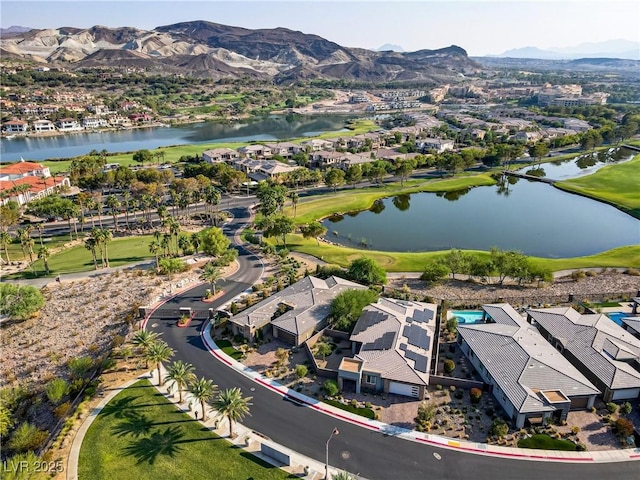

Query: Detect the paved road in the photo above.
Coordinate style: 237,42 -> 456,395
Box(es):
147,207 -> 639,480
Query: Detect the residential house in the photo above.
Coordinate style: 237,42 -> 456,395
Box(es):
511,131 -> 543,144
301,138 -> 335,152
2,119 -> 29,133
457,304 -> 599,428
229,276 -> 367,345
233,158 -> 300,181
415,138 -> 454,154
0,161 -> 70,206
263,142 -> 301,159
203,148 -> 240,164
56,118 -> 82,132
32,120 -> 56,133
238,144 -> 272,159
562,118 -> 592,132
340,153 -> 376,169
338,298 -> 437,399
527,307 -> 640,402
82,117 -> 109,129
310,151 -> 347,170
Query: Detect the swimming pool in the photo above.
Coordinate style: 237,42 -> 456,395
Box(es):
450,310 -> 485,324
606,312 -> 632,326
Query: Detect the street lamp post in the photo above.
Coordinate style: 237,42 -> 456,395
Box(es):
325,427 -> 339,480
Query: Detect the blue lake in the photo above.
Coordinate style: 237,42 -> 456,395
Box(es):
322,177 -> 640,258
0,113 -> 356,162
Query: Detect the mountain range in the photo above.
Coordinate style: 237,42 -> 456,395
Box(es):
0,21 -> 480,83
494,39 -> 640,60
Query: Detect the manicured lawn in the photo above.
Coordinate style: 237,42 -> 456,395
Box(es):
279,234 -> 640,272
7,234 -> 156,278
216,339 -> 243,360
323,399 -> 376,420
4,234 -> 71,262
290,173 -> 497,224
79,379 -> 291,480
556,153 -> 640,219
517,434 -> 577,451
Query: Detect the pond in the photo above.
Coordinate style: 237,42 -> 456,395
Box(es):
517,146 -> 635,180
0,113 -> 357,162
322,177 -> 640,258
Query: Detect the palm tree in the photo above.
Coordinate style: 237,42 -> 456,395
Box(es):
84,237 -> 99,270
204,186 -> 221,226
38,246 -> 50,275
200,262 -> 222,296
105,194 -> 121,230
98,229 -> 112,267
121,191 -> 131,230
145,340 -> 174,386
16,227 -> 27,260
0,231 -> 12,263
149,240 -> 161,268
131,330 -> 160,366
177,234 -> 191,256
190,232 -> 201,254
332,472 -> 358,480
190,377 -> 217,421
213,387 -> 252,438
289,191 -> 299,217
164,360 -> 196,403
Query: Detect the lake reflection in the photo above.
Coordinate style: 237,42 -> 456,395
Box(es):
321,179 -> 640,258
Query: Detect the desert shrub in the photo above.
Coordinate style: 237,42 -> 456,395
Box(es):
443,359 -> 456,374
323,379 -> 339,397
606,402 -> 619,414
54,402 -> 71,419
490,418 -> 509,438
45,379 -> 69,405
420,262 -> 449,284
295,364 -> 308,379
8,423 -> 48,453
619,402 -> 632,415
613,418 -> 634,438
469,387 -> 482,404
570,426 -> 581,435
570,270 -> 587,281
415,403 -> 437,431
68,357 -> 94,380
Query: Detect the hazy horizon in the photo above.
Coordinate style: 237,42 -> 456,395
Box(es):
1,1 -> 639,57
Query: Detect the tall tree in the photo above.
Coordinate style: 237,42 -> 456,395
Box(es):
263,215 -> 295,247
105,195 -> 121,230
345,164 -> 363,189
37,246 -> 50,275
0,231 -> 12,263
84,237 -> 99,270
324,168 -> 345,192
300,221 -> 327,246
164,360 -> 196,403
213,387 -> 252,438
289,191 -> 299,217
131,330 -> 160,367
145,340 -> 174,386
133,149 -> 153,166
190,377 -> 217,421
200,262 -> 222,295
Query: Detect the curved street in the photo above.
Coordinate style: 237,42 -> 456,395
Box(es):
146,206 -> 639,480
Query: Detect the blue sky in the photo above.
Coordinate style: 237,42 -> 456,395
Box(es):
1,1 -> 639,56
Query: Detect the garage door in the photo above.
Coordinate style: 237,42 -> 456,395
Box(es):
570,396 -> 589,409
612,388 -> 640,401
388,382 -> 419,398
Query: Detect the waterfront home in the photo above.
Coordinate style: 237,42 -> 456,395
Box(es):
527,307 -> 640,401
56,118 -> 82,132
32,119 -> 56,133
457,304 -> 599,428
0,161 -> 70,206
2,119 -> 29,133
203,148 -> 240,164
414,138 -> 454,154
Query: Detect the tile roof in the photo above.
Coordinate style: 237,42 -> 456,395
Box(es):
0,161 -> 47,175
527,307 -> 640,391
458,305 -> 599,415
351,298 -> 437,385
230,276 -> 367,337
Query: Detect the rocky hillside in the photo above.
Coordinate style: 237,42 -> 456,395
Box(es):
0,20 -> 480,82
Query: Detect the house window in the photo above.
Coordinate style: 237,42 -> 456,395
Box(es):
364,374 -> 376,385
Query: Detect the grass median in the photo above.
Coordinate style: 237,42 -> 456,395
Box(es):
78,379 -> 291,480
